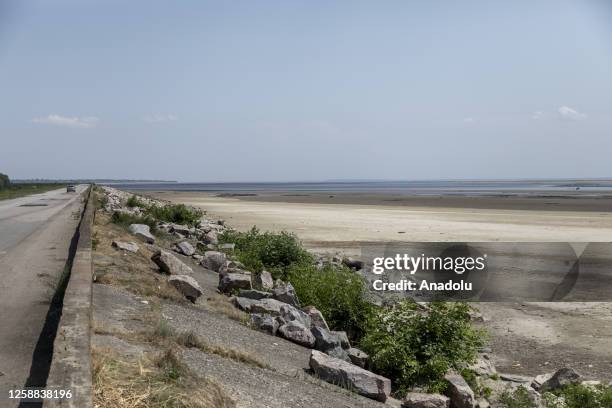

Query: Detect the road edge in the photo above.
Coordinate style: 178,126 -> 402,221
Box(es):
44,186 -> 94,408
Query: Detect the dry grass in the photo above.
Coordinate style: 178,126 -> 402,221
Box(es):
145,316 -> 270,370
206,294 -> 249,324
176,330 -> 271,370
93,347 -> 235,408
92,212 -> 185,303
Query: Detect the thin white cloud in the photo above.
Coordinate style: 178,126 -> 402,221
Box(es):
143,114 -> 178,123
532,111 -> 544,120
558,106 -> 586,121
463,117 -> 475,124
32,114 -> 99,128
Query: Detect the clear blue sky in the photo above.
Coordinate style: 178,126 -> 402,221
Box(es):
1,0 -> 611,181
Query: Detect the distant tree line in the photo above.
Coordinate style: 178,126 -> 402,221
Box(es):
0,173 -> 10,190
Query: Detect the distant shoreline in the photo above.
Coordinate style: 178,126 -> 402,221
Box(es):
144,190 -> 612,213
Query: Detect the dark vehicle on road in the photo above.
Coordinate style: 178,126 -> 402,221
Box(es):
66,185 -> 76,192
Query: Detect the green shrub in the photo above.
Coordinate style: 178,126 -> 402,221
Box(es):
111,211 -> 157,232
460,368 -> 492,399
544,383 -> 612,408
126,195 -> 146,208
218,227 -> 313,279
500,386 -> 534,408
145,204 -> 202,227
0,173 -> 10,190
360,301 -> 485,395
287,262 -> 374,341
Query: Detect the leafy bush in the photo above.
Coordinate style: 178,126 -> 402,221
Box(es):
145,204 -> 202,227
360,301 -> 485,395
500,386 -> 534,408
287,263 -> 374,341
543,383 -> 612,408
218,227 -> 312,279
126,195 -> 146,208
111,211 -> 157,232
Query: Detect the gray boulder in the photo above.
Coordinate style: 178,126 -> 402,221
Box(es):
347,347 -> 369,368
309,350 -> 391,402
151,250 -> 193,275
302,306 -> 329,330
250,313 -> 279,335
174,241 -> 196,256
238,289 -> 272,300
541,367 -> 581,391
200,251 -> 226,272
278,321 -> 315,348
202,231 -> 218,245
332,331 -> 350,349
254,270 -> 274,290
170,224 -> 194,236
218,272 -> 252,294
280,304 -> 311,328
249,298 -> 287,316
129,224 -> 155,244
112,240 -> 139,253
311,327 -> 349,362
342,257 -> 364,271
468,355 -> 496,377
168,275 -> 203,302
232,297 -> 258,312
272,282 -> 300,307
192,254 -> 204,262
444,371 -> 475,408
402,392 -> 450,408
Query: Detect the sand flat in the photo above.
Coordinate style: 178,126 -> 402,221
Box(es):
146,192 -> 612,244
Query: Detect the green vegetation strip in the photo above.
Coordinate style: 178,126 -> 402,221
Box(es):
0,183 -> 66,200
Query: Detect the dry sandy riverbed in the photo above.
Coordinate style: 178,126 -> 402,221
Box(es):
143,191 -> 612,381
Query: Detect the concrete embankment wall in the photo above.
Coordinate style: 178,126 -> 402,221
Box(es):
44,186 -> 95,407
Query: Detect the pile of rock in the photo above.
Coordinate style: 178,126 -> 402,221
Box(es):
219,270 -> 387,402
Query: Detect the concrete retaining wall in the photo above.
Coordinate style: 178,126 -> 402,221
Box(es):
44,186 -> 95,407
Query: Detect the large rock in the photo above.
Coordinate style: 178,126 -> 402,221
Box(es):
272,282 -> 300,307
402,392 -> 450,408
200,251 -> 226,272
238,289 -> 272,300
311,327 -> 349,361
249,298 -> 287,316
151,250 -> 193,275
218,272 -> 252,294
112,240 -> 139,253
278,321 -> 315,348
168,275 -> 202,302
332,331 -> 351,350
129,224 -> 155,244
254,270 -> 274,290
174,241 -> 196,256
170,224 -> 195,236
347,347 -> 369,368
302,306 -> 329,330
280,304 -> 311,328
468,355 -> 496,377
540,367 -> 581,391
444,371 -> 475,408
232,297 -> 258,312
250,313 -> 279,335
309,350 -> 391,402
342,257 -> 364,271
202,231 -> 218,245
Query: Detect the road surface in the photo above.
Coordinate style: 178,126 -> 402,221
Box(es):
0,186 -> 87,407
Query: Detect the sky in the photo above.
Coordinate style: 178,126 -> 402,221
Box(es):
1,0 -> 611,182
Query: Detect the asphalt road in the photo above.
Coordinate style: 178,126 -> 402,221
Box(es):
0,186 -> 87,407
